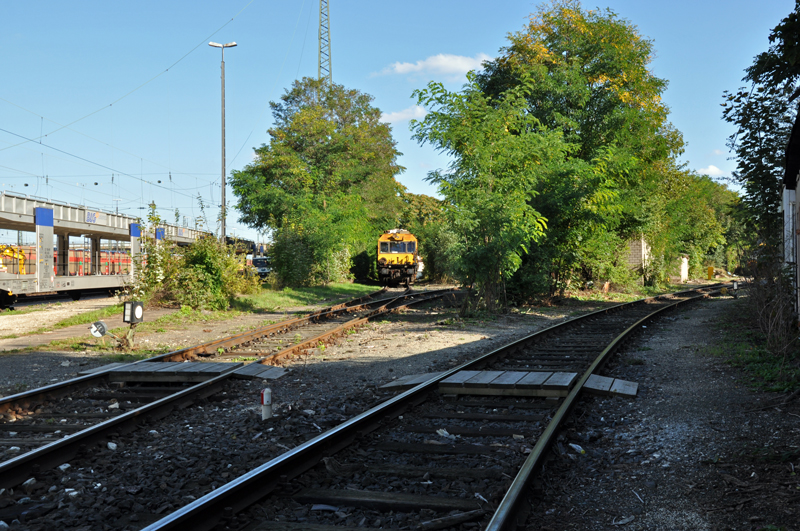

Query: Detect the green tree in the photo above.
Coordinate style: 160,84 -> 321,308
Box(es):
474,0 -> 690,296
399,192 -> 456,282
722,2 -> 800,240
722,84 -> 794,239
230,77 -> 405,285
477,0 -> 676,163
412,74 -> 564,311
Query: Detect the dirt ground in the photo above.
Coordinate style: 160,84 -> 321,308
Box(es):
527,297 -> 800,531
0,290 -> 797,531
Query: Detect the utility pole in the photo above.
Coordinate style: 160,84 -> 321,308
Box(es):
318,0 -> 331,83
209,41 -> 237,242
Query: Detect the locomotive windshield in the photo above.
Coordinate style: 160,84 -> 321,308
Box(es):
380,240 -> 416,253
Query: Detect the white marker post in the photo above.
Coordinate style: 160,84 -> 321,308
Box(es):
261,388 -> 272,420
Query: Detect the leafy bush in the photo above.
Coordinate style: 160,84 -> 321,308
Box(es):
131,228 -> 260,310
269,227 -> 353,287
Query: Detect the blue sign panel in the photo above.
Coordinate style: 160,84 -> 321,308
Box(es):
34,207 -> 54,227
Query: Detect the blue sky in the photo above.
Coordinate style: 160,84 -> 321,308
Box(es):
0,0 -> 794,243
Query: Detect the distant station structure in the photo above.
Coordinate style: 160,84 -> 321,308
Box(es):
0,192 -> 208,307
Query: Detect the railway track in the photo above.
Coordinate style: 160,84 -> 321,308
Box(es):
140,285 -> 724,531
0,287 -> 458,491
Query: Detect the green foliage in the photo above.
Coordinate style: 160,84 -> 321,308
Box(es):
721,2 -> 800,252
722,83 -> 793,240
50,304 -> 125,330
412,73 -> 559,310
746,1 -> 800,88
477,0 -> 675,162
709,340 -> 800,393
399,193 -> 457,282
130,205 -> 260,310
234,282 -> 375,311
421,1 -> 696,298
230,77 -> 405,286
641,173 -> 735,285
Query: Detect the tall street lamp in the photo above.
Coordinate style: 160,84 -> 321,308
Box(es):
209,41 -> 237,242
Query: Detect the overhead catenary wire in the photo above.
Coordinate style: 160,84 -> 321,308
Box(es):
0,0 -> 256,155
0,2 -> 270,242
0,127 -> 198,201
228,0 -> 309,169
0,95 -> 214,184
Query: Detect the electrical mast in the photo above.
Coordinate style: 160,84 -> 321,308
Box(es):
318,0 -> 331,83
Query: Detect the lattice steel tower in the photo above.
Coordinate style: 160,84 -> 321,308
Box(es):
318,0 -> 331,83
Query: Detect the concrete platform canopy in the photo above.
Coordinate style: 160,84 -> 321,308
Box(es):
0,191 -> 209,303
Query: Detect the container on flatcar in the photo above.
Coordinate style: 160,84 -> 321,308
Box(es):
377,229 -> 419,286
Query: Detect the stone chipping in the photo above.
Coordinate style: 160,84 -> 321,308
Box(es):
0,293 -> 795,530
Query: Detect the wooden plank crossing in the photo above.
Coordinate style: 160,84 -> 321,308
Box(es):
90,362 -> 242,383
441,370 -> 576,397
231,364 -> 288,381
381,370 -> 638,398
78,362 -> 130,375
79,361 -> 288,383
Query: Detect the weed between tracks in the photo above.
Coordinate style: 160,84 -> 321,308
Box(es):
232,282 -> 376,312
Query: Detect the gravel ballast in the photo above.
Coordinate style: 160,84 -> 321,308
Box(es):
0,292 -> 796,530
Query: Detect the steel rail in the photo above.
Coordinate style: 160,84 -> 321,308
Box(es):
484,287 -> 721,531
256,288 -> 458,364
305,287 -> 388,317
0,288 -> 402,412
154,288 -> 398,361
0,366 -> 238,488
142,285 -> 722,531
0,288 -> 457,488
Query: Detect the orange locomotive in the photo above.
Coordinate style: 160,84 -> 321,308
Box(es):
377,229 -> 419,287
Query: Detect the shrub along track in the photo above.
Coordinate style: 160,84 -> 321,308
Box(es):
138,285 -> 724,531
0,287 -> 458,493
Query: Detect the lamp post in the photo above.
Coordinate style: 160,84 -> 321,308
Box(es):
209,41 -> 237,243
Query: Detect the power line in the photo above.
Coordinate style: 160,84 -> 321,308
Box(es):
229,0 -> 309,168
0,127 -> 197,201
0,0 -> 256,155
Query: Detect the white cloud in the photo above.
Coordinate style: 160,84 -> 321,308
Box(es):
699,165 -> 725,177
381,105 -> 428,124
376,53 -> 492,80
712,149 -> 724,156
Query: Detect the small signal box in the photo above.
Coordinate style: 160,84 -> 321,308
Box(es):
123,301 -> 144,324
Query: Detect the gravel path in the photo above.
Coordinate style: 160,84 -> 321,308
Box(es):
0,296 -> 121,337
528,296 -> 799,531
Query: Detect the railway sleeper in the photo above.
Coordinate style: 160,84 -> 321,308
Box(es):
294,488 -> 486,512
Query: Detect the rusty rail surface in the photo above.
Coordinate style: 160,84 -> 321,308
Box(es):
0,287 -> 458,488
0,287 -> 400,412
